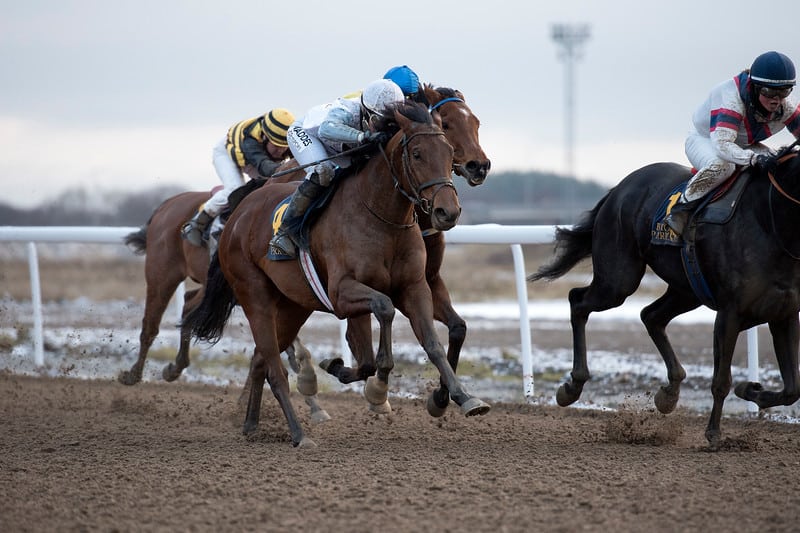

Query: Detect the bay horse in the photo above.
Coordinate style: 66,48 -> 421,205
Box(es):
119,84 -> 489,418
528,145 -> 800,447
185,101 -> 490,447
271,84 -> 491,415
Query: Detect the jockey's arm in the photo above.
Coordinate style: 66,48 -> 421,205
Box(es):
240,136 -> 282,177
318,107 -> 364,145
710,127 -> 756,166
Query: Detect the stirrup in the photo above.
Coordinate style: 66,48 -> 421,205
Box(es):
269,233 -> 296,258
181,222 -> 205,247
664,212 -> 688,236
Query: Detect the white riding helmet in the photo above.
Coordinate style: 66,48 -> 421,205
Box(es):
361,79 -> 404,117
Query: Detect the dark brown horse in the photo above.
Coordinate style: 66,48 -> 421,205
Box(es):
119,84 -> 489,419
529,146 -> 800,447
185,101 -> 490,447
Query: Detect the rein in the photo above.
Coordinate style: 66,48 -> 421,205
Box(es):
269,143 -> 375,179
767,146 -> 800,205
766,148 -> 800,259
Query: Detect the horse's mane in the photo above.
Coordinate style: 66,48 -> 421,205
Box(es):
371,100 -> 433,135
412,83 -> 461,108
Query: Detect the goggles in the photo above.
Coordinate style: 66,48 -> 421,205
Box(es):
759,85 -> 793,99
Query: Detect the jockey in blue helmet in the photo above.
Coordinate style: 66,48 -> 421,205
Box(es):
384,65 -> 421,98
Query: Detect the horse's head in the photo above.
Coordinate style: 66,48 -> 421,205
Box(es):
381,101 -> 461,231
420,84 -> 491,186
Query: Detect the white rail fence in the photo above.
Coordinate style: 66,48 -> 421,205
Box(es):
0,225 -> 760,410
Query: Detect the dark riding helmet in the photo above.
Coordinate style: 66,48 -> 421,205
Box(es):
750,51 -> 796,88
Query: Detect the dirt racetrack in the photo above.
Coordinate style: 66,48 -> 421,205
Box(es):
2,372 -> 800,533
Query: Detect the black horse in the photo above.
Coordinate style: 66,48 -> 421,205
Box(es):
529,145 -> 800,447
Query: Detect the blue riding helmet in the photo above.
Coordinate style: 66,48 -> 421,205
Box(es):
383,65 -> 420,97
750,51 -> 796,87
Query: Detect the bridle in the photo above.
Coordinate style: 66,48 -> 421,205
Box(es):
361,129 -> 455,228
428,96 -> 469,177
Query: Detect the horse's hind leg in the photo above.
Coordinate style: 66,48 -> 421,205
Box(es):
735,316 -> 800,409
162,287 -> 202,382
640,289 -> 699,413
119,275 -> 183,385
285,338 -> 331,423
558,265 -> 645,406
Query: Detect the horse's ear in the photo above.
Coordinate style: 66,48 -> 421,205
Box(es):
394,108 -> 412,130
422,84 -> 437,105
454,89 -> 465,101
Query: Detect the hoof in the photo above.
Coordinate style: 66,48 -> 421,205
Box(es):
427,394 -> 448,418
460,397 -> 491,417
368,400 -> 392,414
734,381 -> 763,402
162,364 -> 182,382
654,386 -> 679,414
319,357 -> 344,373
296,437 -> 317,449
117,370 -> 140,386
296,371 -> 318,397
704,429 -> 721,450
310,410 -> 332,424
364,376 -> 388,406
555,383 -> 579,407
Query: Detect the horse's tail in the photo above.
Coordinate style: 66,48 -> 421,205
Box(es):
527,192 -> 608,282
123,209 -> 159,255
183,253 -> 237,344
123,225 -> 148,255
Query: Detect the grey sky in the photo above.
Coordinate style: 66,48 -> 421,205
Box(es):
1,0 -> 797,207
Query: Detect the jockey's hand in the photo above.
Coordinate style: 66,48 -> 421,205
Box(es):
361,131 -> 390,145
750,153 -> 775,170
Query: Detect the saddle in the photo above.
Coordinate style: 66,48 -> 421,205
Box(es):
651,168 -> 750,247
650,168 -> 752,310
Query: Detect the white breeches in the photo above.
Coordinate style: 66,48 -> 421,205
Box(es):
683,128 -> 772,202
205,136 -> 245,216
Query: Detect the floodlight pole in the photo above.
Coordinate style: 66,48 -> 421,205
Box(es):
551,24 -> 591,180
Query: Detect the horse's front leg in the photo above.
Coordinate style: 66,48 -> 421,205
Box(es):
319,316 -> 378,384
706,312 -> 740,448
735,317 -> 800,409
427,273 -> 466,414
399,282 -> 490,418
332,282 -> 395,413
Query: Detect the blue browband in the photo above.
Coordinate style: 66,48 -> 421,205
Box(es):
428,97 -> 463,112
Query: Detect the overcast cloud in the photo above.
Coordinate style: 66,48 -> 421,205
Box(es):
1,0 -> 797,207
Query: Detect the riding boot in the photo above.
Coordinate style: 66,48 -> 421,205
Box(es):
181,210 -> 214,247
269,177 -> 326,257
664,196 -> 702,236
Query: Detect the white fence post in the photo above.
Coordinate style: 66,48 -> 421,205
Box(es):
746,327 -> 759,414
511,244 -> 535,400
26,242 -> 45,367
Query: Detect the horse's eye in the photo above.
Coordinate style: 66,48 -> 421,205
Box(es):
441,121 -> 450,131
412,149 -> 421,160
